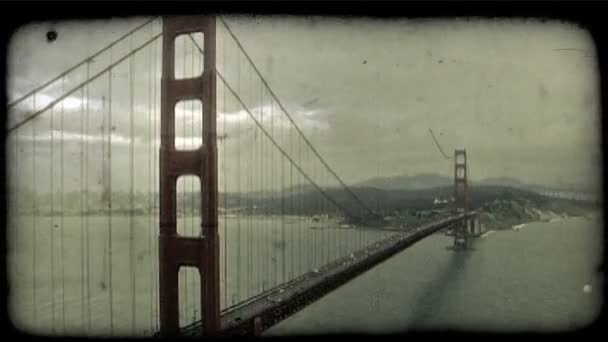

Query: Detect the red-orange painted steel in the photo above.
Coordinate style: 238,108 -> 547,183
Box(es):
454,149 -> 468,212
453,149 -> 473,245
159,16 -> 220,336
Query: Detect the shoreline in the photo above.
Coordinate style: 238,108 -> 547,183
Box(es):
488,211 -> 599,232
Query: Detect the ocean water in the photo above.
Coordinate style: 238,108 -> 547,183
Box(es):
7,214 -> 391,336
7,214 -> 602,335
266,214 -> 603,334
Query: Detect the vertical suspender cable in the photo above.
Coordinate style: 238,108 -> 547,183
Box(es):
79,84 -> 85,332
255,69 -> 261,296
13,112 -> 18,267
248,65 -> 253,298
260,85 -> 265,293
85,61 -> 91,334
129,35 -> 136,334
271,97 -> 276,287
314,152 -> 319,267
60,76 -> 66,334
259,86 -> 263,294
31,95 -> 38,328
108,49 -> 114,335
289,120 -> 293,280
254,82 -> 259,296
235,48 -> 241,305
314,158 -> 318,264
221,35 -> 228,309
280,108 -> 285,284
153,29 -> 159,331
147,24 -> 154,333
13,109 -> 19,322
297,142 -> 306,270
50,104 -> 56,335
311,151 -> 316,267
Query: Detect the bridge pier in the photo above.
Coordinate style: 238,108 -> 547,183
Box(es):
451,214 -> 480,249
477,215 -> 484,236
469,215 -> 482,237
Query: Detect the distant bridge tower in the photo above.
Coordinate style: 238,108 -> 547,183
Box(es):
452,149 -> 480,248
453,149 -> 468,213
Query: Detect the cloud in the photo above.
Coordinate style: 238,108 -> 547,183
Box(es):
11,92 -> 104,113
6,16 -> 602,192
18,129 -> 132,146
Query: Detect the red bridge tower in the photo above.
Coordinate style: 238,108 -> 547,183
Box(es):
158,16 -> 220,336
452,149 -> 481,248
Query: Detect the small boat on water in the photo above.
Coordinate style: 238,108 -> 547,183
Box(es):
513,224 -> 525,231
481,230 -> 495,238
309,216 -> 322,228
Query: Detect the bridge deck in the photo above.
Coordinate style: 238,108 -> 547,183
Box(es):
177,213 -> 474,336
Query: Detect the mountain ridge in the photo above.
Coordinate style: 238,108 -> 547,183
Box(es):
355,172 -> 591,193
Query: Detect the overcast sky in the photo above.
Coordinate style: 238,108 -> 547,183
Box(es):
6,15 -> 601,194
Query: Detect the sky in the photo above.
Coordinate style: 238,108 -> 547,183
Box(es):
6,15 -> 602,194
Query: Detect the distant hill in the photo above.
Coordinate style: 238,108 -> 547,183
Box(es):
474,177 -> 595,196
356,172 -> 592,196
217,183 -> 596,218
356,173 -> 548,193
475,176 -> 527,188
356,173 -> 452,191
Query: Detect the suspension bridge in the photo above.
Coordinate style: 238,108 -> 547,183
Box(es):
6,16 -> 483,337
